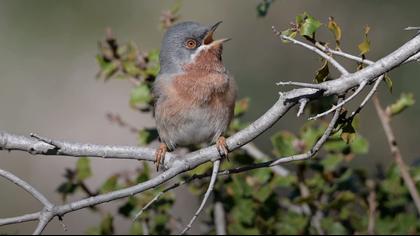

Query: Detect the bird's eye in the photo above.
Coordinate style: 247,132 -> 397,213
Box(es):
185,39 -> 198,49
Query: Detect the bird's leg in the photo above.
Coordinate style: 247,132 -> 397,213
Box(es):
216,136 -> 229,161
155,143 -> 167,171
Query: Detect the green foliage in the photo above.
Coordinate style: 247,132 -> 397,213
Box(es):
76,157 -> 92,181
314,59 -> 330,83
282,12 -> 322,41
384,73 -> 393,93
358,25 -> 371,56
256,0 -> 275,17
386,92 -> 415,117
299,13 -> 322,40
55,7 -> 420,235
87,214 -> 114,235
327,16 -> 342,48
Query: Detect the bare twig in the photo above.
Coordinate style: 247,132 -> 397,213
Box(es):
367,180 -> 377,235
309,81 -> 367,120
241,142 -> 290,176
297,98 -> 309,117
372,95 -> 420,214
0,169 -> 56,234
133,192 -> 164,221
273,27 -> 349,75
405,26 -> 420,31
214,202 -> 227,235
181,160 -> 221,235
106,113 -> 140,134
277,81 -> 327,90
0,169 -> 53,209
350,75 -> 384,118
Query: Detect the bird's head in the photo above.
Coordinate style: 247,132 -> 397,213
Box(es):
159,21 -> 230,74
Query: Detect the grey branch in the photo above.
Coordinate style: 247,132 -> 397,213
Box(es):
373,96 -> 420,215
309,81 -> 367,120
214,202 -> 227,235
1,29 -> 420,234
0,131 -> 173,163
0,169 -> 55,235
181,160 -> 221,235
0,169 -> 52,208
273,28 -> 349,75
241,142 -> 290,176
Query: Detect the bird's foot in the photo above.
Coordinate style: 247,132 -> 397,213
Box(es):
216,136 -> 230,161
155,143 -> 167,171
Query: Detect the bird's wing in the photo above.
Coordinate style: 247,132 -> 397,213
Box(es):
152,73 -> 172,117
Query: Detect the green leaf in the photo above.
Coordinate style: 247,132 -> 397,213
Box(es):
118,197 -> 138,217
130,221 -> 143,235
123,61 -> 142,77
276,212 -> 309,234
56,182 -> 78,201
323,135 -> 348,152
256,0 -> 274,17
321,154 -> 344,171
136,163 -> 150,183
314,59 -> 329,83
321,217 -> 348,234
280,29 -> 298,42
232,175 -> 253,197
253,185 -> 272,202
100,175 -> 119,194
271,131 -> 298,156
253,168 -> 272,184
130,84 -> 152,107
100,214 -> 114,235
301,122 -> 326,149
350,135 -> 369,154
340,116 -> 359,144
299,13 -> 322,39
232,199 -> 255,224
76,157 -> 92,181
137,128 -> 159,145
271,175 -> 297,188
386,92 -> 415,117
148,49 -> 160,63
328,16 -> 342,48
296,14 -> 304,25
100,60 -> 119,80
87,214 -> 114,235
329,191 -> 356,207
234,98 -> 250,117
358,25 -> 371,55
228,223 -> 260,235
340,124 -> 356,144
384,74 -> 393,93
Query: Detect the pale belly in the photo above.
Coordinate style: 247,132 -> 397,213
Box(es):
156,104 -> 231,150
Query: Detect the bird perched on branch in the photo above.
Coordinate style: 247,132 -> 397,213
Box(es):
153,21 -> 237,170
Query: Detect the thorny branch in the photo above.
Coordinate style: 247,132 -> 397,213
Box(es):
1,28 -> 420,234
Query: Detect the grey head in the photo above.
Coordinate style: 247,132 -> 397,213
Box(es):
159,21 -> 230,74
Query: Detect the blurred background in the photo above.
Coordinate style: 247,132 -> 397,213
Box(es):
0,0 -> 419,234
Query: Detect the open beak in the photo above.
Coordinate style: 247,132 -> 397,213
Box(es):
203,21 -> 231,46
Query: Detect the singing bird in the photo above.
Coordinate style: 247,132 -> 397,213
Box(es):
153,21 -> 237,170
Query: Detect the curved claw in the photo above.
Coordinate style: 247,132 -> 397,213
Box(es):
155,143 -> 167,171
216,136 -> 229,161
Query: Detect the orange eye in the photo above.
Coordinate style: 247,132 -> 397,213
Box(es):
185,39 -> 198,49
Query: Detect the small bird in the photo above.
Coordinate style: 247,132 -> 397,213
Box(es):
153,21 -> 237,170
